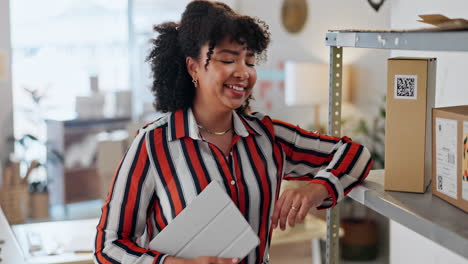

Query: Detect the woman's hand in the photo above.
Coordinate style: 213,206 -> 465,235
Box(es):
271,183 -> 329,230
164,256 -> 239,264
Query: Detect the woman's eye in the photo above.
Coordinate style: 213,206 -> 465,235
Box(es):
220,60 -> 255,67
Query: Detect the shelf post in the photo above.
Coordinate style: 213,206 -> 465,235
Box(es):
326,46 -> 343,264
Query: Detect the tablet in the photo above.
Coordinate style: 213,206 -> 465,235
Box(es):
149,180 -> 259,260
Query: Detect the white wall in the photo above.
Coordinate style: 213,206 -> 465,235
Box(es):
390,221 -> 467,264
389,0 -> 468,262
0,0 -> 14,167
239,0 -> 391,127
390,0 -> 468,107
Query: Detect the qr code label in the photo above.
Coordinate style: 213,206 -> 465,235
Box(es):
438,175 -> 443,191
394,75 -> 418,100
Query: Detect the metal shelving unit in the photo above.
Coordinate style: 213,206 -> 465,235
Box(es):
326,30 -> 468,51
348,170 -> 468,259
324,30 -> 468,264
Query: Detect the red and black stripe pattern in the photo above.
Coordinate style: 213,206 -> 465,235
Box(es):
95,109 -> 372,264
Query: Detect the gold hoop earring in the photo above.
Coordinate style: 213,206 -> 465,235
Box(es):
192,78 -> 198,87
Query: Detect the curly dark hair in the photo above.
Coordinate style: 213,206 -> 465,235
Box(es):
147,0 -> 271,114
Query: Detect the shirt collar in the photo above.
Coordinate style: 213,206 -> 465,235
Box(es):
168,108 -> 260,141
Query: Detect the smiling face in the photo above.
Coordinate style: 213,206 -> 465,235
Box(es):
187,36 -> 257,113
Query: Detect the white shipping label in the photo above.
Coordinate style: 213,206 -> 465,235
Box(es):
463,121 -> 468,201
435,118 -> 458,199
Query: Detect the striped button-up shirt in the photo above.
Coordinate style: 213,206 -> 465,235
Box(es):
95,108 -> 373,264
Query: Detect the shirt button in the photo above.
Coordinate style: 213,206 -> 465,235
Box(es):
230,180 -> 236,185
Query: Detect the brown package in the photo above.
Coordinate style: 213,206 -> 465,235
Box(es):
384,57 -> 436,193
432,106 -> 468,212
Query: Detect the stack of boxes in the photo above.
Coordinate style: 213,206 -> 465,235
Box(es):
385,57 -> 468,212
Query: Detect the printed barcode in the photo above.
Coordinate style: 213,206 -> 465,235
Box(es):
448,153 -> 455,164
397,77 -> 415,97
395,75 -> 417,99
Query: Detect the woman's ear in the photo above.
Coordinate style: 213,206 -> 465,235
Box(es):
186,57 -> 199,80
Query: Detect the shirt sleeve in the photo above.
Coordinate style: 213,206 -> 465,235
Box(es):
94,130 -> 168,264
272,119 -> 373,209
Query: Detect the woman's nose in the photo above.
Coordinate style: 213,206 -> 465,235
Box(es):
233,63 -> 249,79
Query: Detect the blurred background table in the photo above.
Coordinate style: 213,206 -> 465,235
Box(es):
11,218 -> 98,264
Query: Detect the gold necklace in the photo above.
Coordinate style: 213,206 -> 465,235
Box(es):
197,125 -> 232,136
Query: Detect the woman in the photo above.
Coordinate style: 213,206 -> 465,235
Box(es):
94,1 -> 373,264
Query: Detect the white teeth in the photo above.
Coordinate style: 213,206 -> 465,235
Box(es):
226,84 -> 245,91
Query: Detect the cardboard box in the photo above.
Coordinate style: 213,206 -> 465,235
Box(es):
384,57 -> 436,193
97,139 -> 126,199
432,106 -> 468,212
